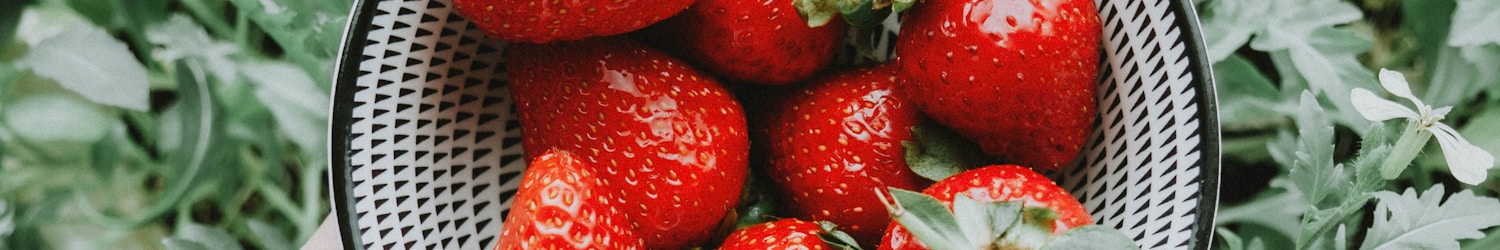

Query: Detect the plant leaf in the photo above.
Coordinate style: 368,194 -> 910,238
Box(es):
1040,225 -> 1141,250
16,22 -> 149,111
882,188 -> 972,250
1446,0 -> 1500,47
172,223 -> 245,250
904,124 -> 996,182
1214,54 -> 1291,131
1457,108 -> 1500,172
243,60 -> 328,156
147,15 -> 241,87
1,89 -> 116,144
247,219 -> 293,250
951,194 -> 992,248
1198,0 -> 1268,63
162,238 -> 210,250
1360,186 -> 1500,250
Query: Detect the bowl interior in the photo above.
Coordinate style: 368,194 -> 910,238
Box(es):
329,0 -> 1220,249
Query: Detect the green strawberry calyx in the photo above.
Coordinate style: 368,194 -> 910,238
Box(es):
793,0 -> 914,28
817,221 -> 866,250
875,187 -> 1141,250
902,124 -> 1002,182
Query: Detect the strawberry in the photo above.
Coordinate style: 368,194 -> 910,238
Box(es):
720,218 -> 861,250
495,150 -> 643,249
505,36 -> 751,249
875,165 -> 1135,250
452,0 -> 694,43
760,66 -> 930,246
637,0 -> 846,85
892,0 -> 1102,171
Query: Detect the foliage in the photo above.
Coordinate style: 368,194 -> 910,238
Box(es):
0,0 -> 348,248
1206,0 -> 1500,249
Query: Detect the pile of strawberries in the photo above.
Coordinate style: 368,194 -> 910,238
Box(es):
451,0 -> 1134,248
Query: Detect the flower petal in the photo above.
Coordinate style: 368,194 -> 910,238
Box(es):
1378,69 -> 1424,109
1428,123 -> 1496,185
1431,106 -> 1453,118
1350,88 -> 1419,122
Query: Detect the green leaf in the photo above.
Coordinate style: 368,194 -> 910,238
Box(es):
1421,45 -> 1499,108
162,238 -> 210,250
1198,0 -> 1269,63
147,15 -> 242,87
243,60 -> 328,156
170,223 -> 244,250
986,201 -> 1022,243
814,221 -> 863,250
881,188 -> 972,250
952,194 -> 992,247
1214,54 -> 1292,131
1,90 -> 116,144
15,22 -> 149,111
792,0 -> 842,27
904,125 -> 996,182
1447,0 -> 1500,47
1249,0 -> 1376,131
247,219 -> 293,250
1360,186 -> 1500,250
64,0 -> 119,28
1287,91 -> 1340,206
1040,225 -> 1141,250
1216,178 -> 1305,239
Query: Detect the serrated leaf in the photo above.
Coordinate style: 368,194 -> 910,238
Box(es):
883,188 -> 972,250
1249,0 -> 1362,51
16,22 -> 148,111
1447,0 -> 1500,47
1040,225 -> 1140,250
1360,186 -> 1500,250
247,219 -> 293,250
1216,178 -> 1305,238
1198,0 -> 1268,63
172,223 -> 244,250
1288,91 -> 1341,205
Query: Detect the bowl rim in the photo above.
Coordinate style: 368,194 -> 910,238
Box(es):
324,0 -> 1223,249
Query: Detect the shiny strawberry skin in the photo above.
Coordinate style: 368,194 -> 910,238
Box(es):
893,0 -> 1101,171
452,0 -> 694,43
495,150 -> 643,250
762,67 -> 930,247
638,0 -> 846,85
720,218 -> 834,249
877,165 -> 1093,250
505,37 -> 751,249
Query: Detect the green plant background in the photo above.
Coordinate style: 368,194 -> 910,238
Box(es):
1,0 -> 1497,249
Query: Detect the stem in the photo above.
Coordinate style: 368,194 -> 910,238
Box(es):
1381,122 -> 1431,179
256,181 -> 303,227
181,0 -> 237,38
297,160 -> 324,243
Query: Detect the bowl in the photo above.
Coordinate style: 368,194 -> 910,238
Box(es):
328,0 -> 1221,248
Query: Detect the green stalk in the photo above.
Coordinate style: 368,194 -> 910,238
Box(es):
1381,121 -> 1431,179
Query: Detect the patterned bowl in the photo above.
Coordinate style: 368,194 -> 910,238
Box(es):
328,0 -> 1221,249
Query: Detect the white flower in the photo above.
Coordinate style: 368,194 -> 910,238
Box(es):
1350,69 -> 1495,185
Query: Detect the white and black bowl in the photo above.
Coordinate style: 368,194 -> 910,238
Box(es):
328,0 -> 1222,248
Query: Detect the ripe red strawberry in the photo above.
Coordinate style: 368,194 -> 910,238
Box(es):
495,150 -> 643,250
720,218 -> 861,249
637,0 -> 846,85
761,66 -> 929,246
877,165 -> 1100,250
893,0 -> 1102,171
506,37 -> 750,249
452,0 -> 694,43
